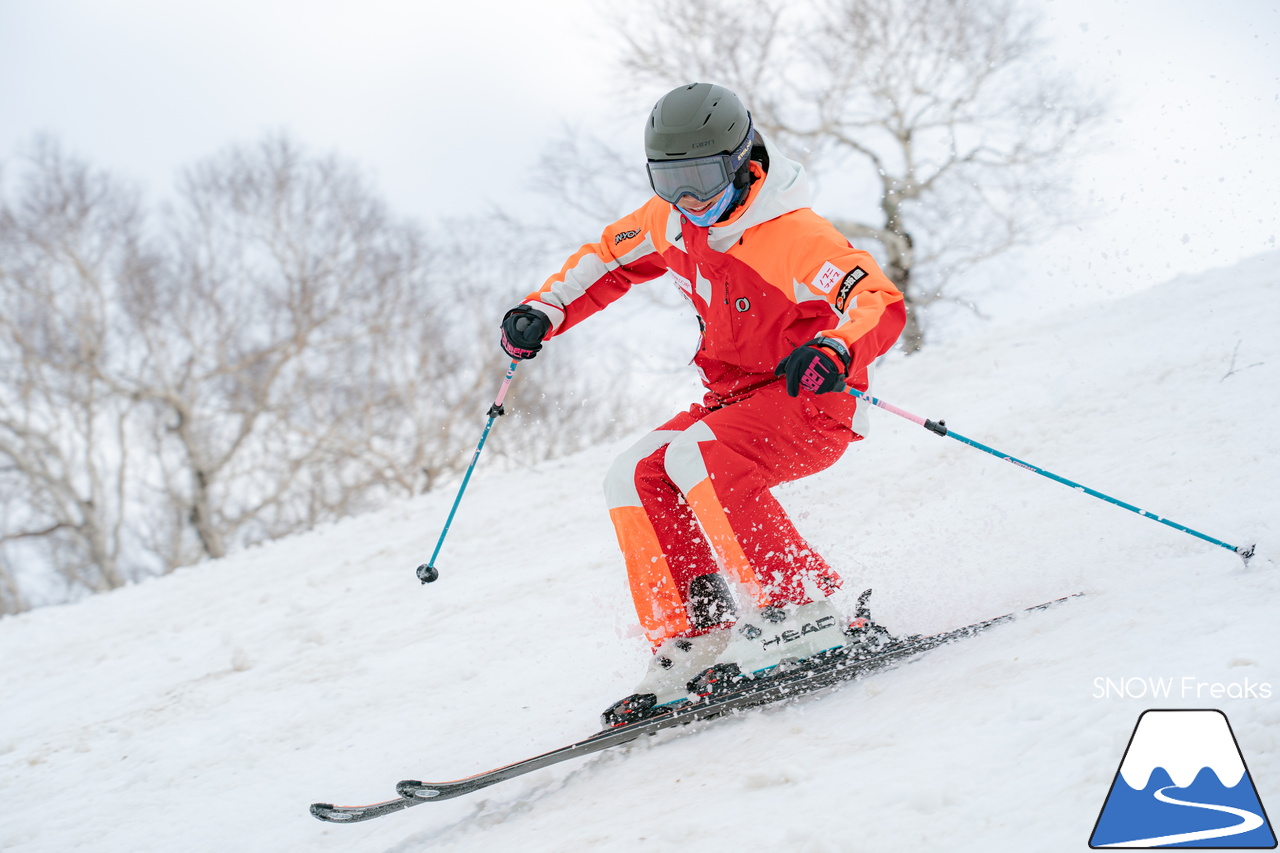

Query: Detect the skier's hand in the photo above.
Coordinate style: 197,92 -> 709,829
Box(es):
775,339 -> 850,397
500,305 -> 551,360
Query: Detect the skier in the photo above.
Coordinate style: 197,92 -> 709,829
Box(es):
500,83 -> 906,723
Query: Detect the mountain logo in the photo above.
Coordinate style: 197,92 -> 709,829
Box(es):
1090,709 -> 1276,848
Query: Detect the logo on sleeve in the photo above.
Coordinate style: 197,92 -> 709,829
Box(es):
613,229 -> 641,245
812,262 -> 843,294
835,267 -> 868,313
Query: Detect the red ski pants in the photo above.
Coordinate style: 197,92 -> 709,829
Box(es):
604,384 -> 861,647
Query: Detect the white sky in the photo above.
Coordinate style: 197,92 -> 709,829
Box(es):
1013,0 -> 1280,320
2,0 -> 1278,327
0,0 -> 612,218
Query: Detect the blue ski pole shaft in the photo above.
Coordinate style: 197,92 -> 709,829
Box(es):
417,361 -> 520,583
846,387 -> 1254,562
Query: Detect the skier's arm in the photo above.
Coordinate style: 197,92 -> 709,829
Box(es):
800,245 -> 906,385
519,198 -> 673,339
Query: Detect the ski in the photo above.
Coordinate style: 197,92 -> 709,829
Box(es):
310,796 -> 414,823
310,592 -> 1079,823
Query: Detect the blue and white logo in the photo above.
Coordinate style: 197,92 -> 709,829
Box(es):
1090,709 -> 1276,848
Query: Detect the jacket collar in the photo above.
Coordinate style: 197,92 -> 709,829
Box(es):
705,133 -> 811,252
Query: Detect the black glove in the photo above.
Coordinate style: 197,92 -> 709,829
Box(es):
500,305 -> 551,360
774,338 -> 851,397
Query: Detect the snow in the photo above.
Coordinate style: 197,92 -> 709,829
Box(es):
2,253 -> 1278,852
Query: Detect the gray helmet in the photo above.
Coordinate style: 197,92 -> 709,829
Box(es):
645,83 -> 751,160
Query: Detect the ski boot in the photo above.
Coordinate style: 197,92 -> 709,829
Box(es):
601,628 -> 731,728
688,596 -> 847,698
688,589 -> 900,698
601,573 -> 741,728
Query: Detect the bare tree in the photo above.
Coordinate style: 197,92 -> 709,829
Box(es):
126,137 -> 460,561
0,133 -> 647,615
531,127 -> 653,232
599,0 -> 1107,350
143,139 -> 635,559
0,137 -> 152,604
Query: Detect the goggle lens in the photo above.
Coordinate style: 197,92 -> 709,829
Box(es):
646,157 -> 732,204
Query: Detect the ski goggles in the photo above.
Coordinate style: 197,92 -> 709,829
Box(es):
646,120 -> 754,204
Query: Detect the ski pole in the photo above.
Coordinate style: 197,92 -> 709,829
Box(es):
846,387 -> 1255,564
416,361 -> 519,584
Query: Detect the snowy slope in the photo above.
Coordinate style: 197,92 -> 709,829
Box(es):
1,254 -> 1277,853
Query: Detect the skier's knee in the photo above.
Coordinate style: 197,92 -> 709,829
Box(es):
603,453 -> 639,508
662,424 -> 715,493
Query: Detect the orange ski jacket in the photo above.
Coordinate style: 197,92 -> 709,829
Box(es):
522,135 -> 906,405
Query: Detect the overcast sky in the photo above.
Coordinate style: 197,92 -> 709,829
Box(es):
2,0 -> 1278,327
0,0 -> 612,218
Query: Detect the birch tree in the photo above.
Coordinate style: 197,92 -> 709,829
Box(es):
0,135 -> 639,613
0,138 -> 152,603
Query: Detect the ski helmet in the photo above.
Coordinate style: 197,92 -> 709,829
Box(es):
645,83 -> 754,205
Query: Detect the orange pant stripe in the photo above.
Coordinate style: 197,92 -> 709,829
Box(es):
685,477 -> 767,608
608,505 -> 691,644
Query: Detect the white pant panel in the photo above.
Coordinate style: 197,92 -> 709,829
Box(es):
603,430 -> 681,510
662,420 -> 717,495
